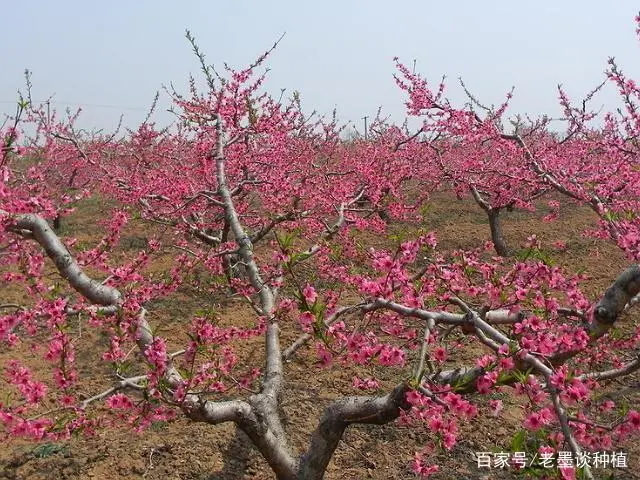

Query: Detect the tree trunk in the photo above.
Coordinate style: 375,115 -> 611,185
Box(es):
487,209 -> 512,256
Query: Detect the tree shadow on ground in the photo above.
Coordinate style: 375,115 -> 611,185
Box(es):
207,427 -> 256,480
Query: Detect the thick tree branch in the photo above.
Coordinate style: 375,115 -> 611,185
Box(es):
211,116 -> 294,474
593,264 -> 640,328
299,384 -> 410,480
2,211 -> 121,306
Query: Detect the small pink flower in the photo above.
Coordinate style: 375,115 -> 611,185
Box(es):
316,344 -> 333,367
600,400 -> 615,412
302,284 -> 317,304
412,452 -> 439,477
488,399 -> 503,417
628,410 -> 640,430
524,412 -> 543,431
552,240 -> 567,250
352,376 -> 379,390
433,346 -> 447,363
560,467 -> 576,480
106,393 -> 134,410
298,311 -> 315,331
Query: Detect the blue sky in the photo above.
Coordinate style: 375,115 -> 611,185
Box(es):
1,1 -> 638,132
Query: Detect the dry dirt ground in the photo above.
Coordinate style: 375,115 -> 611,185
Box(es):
1,192 -> 639,479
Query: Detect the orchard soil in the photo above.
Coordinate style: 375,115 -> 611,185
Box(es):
1,192 -> 639,480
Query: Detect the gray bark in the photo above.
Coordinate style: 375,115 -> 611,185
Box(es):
487,209 -> 512,257
594,264 -> 640,326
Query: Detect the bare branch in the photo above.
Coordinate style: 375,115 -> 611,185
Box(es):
576,355 -> 640,382
80,375 -> 147,409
